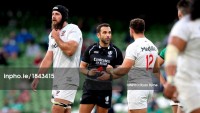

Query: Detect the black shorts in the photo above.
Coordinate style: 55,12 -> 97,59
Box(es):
80,79 -> 112,108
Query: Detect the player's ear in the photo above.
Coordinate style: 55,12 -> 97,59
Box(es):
96,33 -> 100,39
129,27 -> 134,34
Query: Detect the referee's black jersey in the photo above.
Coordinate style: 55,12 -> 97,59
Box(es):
81,42 -> 123,81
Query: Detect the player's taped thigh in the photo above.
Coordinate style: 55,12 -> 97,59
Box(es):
51,99 -> 72,109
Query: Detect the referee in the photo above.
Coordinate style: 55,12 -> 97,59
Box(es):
79,23 -> 123,113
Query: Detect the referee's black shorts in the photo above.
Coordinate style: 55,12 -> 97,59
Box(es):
80,79 -> 112,108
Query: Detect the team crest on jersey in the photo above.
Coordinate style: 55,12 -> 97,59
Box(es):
108,51 -> 112,57
105,96 -> 109,104
51,43 -> 58,48
61,30 -> 66,36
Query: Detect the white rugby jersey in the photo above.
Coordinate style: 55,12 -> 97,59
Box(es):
48,23 -> 83,86
125,38 -> 158,86
169,15 -> 200,78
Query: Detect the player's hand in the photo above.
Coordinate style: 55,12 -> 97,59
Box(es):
163,82 -> 177,100
31,78 -> 39,92
106,65 -> 113,74
162,82 -> 167,89
97,71 -> 111,81
51,29 -> 60,40
88,69 -> 99,76
171,91 -> 179,102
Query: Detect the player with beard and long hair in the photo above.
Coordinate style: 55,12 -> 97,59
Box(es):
31,5 -> 83,113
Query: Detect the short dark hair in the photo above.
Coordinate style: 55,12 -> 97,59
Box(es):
190,0 -> 200,20
177,0 -> 190,15
129,18 -> 145,34
96,23 -> 110,33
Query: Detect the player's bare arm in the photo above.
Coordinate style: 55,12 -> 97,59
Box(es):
51,29 -> 79,56
112,58 -> 134,76
153,57 -> 160,73
169,36 -> 187,52
164,36 -> 187,99
31,51 -> 53,91
165,36 -> 187,78
158,56 -> 164,66
38,51 -> 53,74
153,57 -> 167,87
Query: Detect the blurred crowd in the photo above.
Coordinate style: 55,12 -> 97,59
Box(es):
1,90 -> 30,113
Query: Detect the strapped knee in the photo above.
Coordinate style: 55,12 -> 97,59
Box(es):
51,99 -> 72,109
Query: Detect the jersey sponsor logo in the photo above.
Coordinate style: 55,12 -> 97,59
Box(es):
94,51 -> 99,53
141,46 -> 156,52
94,58 -> 110,65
